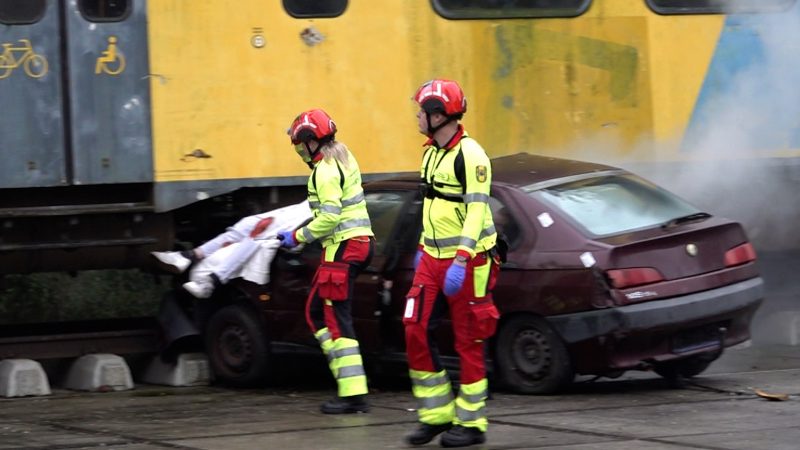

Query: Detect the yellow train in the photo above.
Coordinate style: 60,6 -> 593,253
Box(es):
1,0 -> 798,273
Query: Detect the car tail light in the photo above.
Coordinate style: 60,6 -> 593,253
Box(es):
724,242 -> 757,267
606,268 -> 664,289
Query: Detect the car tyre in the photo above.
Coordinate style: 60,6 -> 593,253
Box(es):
653,350 -> 720,380
205,304 -> 271,387
494,315 -> 574,394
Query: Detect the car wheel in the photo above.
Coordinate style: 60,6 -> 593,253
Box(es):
653,350 -> 720,380
494,315 -> 574,394
205,304 -> 271,387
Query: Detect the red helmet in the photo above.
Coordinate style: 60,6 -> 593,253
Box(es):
414,79 -> 467,117
288,109 -> 337,145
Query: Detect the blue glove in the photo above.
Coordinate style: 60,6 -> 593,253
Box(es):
414,249 -> 423,269
443,262 -> 466,296
277,231 -> 297,248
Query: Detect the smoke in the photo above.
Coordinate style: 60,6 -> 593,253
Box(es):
555,5 -> 800,344
627,4 -> 800,344
618,4 -> 800,253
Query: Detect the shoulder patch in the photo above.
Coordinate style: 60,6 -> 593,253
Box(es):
476,165 -> 487,183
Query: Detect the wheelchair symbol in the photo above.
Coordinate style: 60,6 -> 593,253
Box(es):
0,39 -> 48,79
95,36 -> 126,75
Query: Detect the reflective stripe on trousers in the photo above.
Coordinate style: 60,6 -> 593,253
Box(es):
409,369 -> 455,425
454,378 -> 488,432
315,327 -> 367,397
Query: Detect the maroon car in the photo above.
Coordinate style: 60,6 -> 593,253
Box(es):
183,153 -> 763,394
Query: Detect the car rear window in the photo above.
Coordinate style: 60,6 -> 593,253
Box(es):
532,174 -> 701,236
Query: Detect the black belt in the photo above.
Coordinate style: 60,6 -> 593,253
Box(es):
420,184 -> 463,203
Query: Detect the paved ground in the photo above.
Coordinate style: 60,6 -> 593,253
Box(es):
1,341 -> 800,450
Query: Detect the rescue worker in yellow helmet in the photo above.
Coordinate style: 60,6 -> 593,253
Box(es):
403,80 -> 501,447
278,109 -> 375,414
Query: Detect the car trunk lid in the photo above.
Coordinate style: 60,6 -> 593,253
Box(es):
597,218 -> 758,305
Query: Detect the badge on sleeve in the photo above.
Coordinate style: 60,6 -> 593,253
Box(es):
476,165 -> 487,182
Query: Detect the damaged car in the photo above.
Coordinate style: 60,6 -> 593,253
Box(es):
162,153 -> 763,394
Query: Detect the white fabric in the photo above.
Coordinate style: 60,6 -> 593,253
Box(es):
189,201 -> 312,286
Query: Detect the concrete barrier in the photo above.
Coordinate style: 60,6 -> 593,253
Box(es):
0,359 -> 51,397
62,354 -> 134,391
139,353 -> 210,387
754,311 -> 800,346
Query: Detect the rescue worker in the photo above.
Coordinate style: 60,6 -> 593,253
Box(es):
278,109 -> 375,414
403,79 -> 500,447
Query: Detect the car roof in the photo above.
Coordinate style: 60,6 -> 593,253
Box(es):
367,152 -> 621,189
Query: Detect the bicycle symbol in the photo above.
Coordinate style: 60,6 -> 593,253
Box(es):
95,36 -> 126,75
0,39 -> 49,79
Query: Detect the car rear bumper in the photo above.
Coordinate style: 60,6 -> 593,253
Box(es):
548,277 -> 764,344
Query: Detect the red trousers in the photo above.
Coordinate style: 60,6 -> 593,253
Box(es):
305,237 -> 374,340
403,251 -> 499,384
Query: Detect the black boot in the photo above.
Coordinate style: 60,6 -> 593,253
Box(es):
440,425 -> 486,448
405,422 -> 452,446
320,395 -> 369,414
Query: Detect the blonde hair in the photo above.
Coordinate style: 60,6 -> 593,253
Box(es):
320,140 -> 351,169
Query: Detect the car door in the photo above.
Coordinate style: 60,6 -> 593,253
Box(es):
357,188 -> 421,353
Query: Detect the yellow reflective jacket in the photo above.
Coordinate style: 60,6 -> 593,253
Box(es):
296,149 -> 374,248
419,129 -> 496,259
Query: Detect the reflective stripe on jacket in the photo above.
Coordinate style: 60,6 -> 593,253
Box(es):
419,132 -> 496,259
297,149 -> 374,248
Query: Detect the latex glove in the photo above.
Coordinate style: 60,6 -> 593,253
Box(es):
414,249 -> 423,269
250,217 -> 274,238
277,230 -> 297,248
443,262 -> 467,296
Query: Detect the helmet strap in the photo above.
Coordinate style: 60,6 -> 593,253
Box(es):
425,112 -> 454,138
304,140 -> 329,169
303,142 -> 318,169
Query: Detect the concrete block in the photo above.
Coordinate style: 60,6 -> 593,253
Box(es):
63,354 -> 134,392
754,311 -> 800,346
0,359 -> 51,397
139,353 -> 210,387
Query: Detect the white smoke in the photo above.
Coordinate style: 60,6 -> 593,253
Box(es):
620,4 -> 800,344
619,5 -> 800,252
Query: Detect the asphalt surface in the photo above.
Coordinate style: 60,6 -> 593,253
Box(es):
0,340 -> 799,450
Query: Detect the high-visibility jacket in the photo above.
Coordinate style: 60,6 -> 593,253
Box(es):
419,129 -> 496,259
296,149 -> 373,248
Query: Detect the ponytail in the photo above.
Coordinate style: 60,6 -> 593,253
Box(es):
320,141 -> 351,170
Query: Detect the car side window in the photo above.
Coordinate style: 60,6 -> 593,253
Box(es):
489,197 -> 522,249
365,191 -> 412,255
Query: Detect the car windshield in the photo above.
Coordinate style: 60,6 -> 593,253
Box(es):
529,173 -> 702,236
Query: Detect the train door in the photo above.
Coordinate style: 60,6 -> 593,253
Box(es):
65,0 -> 152,185
0,0 -> 152,189
0,0 -> 66,188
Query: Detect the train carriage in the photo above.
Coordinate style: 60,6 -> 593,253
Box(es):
0,0 -> 798,278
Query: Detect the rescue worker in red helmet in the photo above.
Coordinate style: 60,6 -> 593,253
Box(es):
403,80 -> 500,447
278,108 -> 375,414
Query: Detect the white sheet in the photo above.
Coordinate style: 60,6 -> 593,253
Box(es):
188,201 -> 312,286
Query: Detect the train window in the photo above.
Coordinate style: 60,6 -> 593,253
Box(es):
283,0 -> 348,18
432,0 -> 591,19
0,0 -> 46,25
646,0 -> 796,14
79,0 -> 130,22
